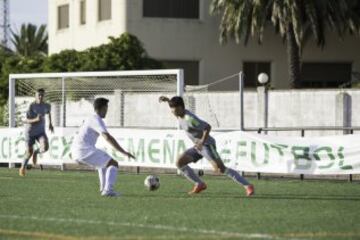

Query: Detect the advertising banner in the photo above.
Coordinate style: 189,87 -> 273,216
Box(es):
1,128 -> 359,174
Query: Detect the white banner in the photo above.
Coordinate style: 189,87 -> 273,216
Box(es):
1,128 -> 360,174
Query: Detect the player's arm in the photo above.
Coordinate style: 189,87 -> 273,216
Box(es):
200,123 -> 211,144
101,132 -> 135,159
23,104 -> 41,124
24,114 -> 41,124
195,123 -> 211,150
47,109 -> 54,133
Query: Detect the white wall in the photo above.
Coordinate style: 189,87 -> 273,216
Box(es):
22,89 -> 356,138
48,0 -> 127,53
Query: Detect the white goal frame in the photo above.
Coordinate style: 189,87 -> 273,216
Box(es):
8,69 -> 184,128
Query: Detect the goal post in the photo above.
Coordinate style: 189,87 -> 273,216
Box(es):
8,69 -> 184,129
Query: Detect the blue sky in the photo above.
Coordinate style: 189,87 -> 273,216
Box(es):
10,0 -> 48,32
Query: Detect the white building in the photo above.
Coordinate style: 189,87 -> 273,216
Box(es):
48,0 -> 360,89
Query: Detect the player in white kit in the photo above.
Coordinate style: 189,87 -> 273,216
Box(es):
71,98 -> 135,197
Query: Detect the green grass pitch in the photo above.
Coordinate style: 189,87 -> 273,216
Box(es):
0,168 -> 359,240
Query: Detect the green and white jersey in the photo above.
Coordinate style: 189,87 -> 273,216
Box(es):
178,110 -> 215,145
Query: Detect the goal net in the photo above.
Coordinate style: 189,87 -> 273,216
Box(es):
9,69 -> 184,129
183,72 -> 245,130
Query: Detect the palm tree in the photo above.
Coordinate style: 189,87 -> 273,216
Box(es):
210,0 -> 360,88
11,23 -> 48,57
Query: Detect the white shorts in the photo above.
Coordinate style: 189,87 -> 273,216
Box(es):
73,148 -> 112,169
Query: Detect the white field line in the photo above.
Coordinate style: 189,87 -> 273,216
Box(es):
0,214 -> 303,240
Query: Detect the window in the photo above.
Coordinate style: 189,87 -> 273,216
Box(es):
162,60 -> 199,85
143,0 -> 199,19
80,0 -> 86,25
58,4 -> 69,30
98,0 -> 111,21
300,62 -> 352,88
243,62 -> 271,87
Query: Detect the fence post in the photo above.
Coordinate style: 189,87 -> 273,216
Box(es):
61,77 -> 66,127
349,129 -> 354,182
257,85 -> 268,133
256,128 -> 262,180
114,90 -> 125,127
300,129 -> 305,181
239,72 -> 244,131
336,92 -> 352,135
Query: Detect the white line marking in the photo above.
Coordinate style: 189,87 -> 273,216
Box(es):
0,214 -> 303,240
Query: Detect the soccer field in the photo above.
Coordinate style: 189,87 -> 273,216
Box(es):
0,169 -> 359,240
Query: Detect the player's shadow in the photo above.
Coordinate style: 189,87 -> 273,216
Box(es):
124,193 -> 198,199
122,192 -> 360,201
200,192 -> 360,201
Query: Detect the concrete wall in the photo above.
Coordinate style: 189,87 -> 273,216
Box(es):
15,89 -> 354,137
48,0 -> 360,89
266,90 -> 347,136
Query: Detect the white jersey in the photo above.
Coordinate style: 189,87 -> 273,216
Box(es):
72,114 -> 108,160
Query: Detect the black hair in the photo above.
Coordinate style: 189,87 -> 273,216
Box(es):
37,88 -> 45,93
93,97 -> 109,111
168,96 -> 185,109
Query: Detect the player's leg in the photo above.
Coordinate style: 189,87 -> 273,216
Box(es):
177,148 -> 207,194
102,159 -> 119,196
32,134 -> 49,165
74,149 -> 119,197
88,151 -> 119,196
203,144 -> 254,196
98,167 -> 106,192
19,136 -> 35,176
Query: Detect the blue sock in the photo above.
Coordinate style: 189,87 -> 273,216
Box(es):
180,165 -> 203,185
225,168 -> 250,186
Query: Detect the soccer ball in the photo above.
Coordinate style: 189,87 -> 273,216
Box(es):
144,175 -> 160,191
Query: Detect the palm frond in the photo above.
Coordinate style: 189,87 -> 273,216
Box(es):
10,23 -> 48,57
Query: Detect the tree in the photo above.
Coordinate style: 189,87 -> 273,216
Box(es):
43,50 -> 84,72
210,0 -> 360,88
0,54 -> 46,126
44,33 -> 162,72
0,54 -> 46,102
11,23 -> 48,57
81,33 -> 162,71
0,48 -> 13,105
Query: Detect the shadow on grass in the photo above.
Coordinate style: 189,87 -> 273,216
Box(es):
123,192 -> 360,202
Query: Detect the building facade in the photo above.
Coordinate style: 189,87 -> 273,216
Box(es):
48,0 -> 360,89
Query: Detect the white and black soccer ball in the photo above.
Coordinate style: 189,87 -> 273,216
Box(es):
144,175 -> 160,191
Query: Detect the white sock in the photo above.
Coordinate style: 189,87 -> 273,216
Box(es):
180,165 -> 203,185
104,166 -> 118,192
225,168 -> 250,186
98,167 -> 106,192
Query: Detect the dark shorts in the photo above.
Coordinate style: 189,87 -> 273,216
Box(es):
185,144 -> 222,163
25,132 -> 48,148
